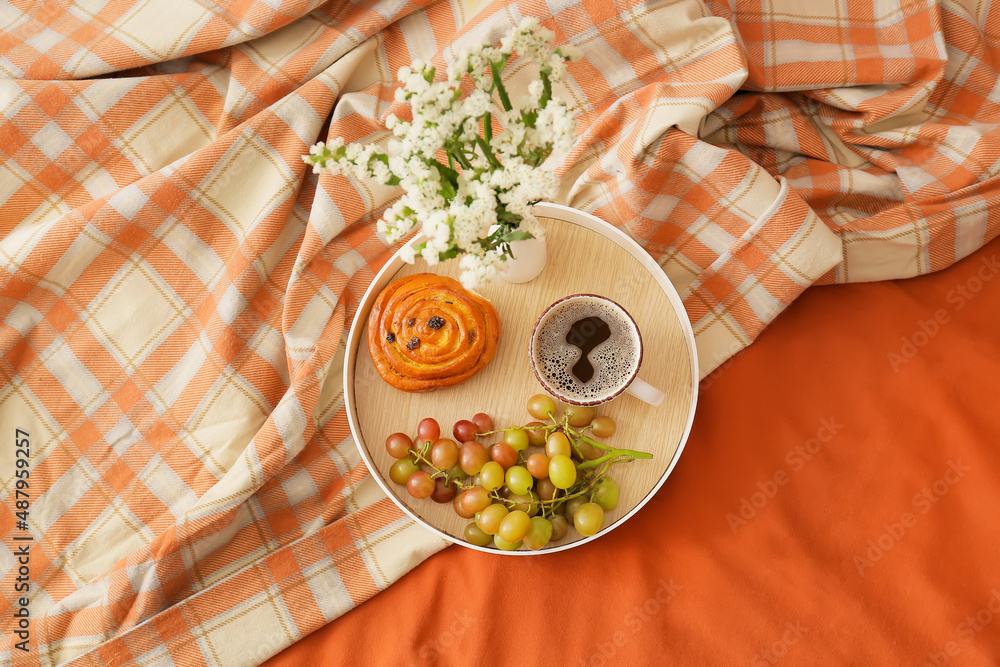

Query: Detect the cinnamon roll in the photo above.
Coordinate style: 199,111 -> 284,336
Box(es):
367,273 -> 501,392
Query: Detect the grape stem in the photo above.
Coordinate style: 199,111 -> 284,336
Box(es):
408,446 -> 474,490
476,424 -> 548,438
563,425 -> 612,452
576,449 -> 651,470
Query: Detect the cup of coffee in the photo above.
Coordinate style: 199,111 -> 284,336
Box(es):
528,294 -> 664,407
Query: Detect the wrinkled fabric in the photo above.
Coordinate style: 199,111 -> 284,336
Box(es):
0,0 -> 997,664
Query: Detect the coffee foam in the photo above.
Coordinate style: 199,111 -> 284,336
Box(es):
532,298 -> 640,402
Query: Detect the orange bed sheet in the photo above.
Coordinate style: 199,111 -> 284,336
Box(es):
269,238 -> 1000,666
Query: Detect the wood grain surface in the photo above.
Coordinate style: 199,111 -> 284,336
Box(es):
349,213 -> 694,551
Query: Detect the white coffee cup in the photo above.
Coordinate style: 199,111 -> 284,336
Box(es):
528,294 -> 664,407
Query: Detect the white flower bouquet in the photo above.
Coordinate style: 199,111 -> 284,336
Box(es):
304,19 -> 580,289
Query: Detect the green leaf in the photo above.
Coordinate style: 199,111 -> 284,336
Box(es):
500,230 -> 533,243
496,210 -> 522,224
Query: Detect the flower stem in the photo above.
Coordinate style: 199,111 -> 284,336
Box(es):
475,136 -> 503,169
490,60 -> 513,112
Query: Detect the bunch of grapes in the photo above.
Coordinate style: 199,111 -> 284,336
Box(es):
383,394 -> 653,551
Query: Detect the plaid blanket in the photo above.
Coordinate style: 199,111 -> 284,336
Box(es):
0,0 -> 996,664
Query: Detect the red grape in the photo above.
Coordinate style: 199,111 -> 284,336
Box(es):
430,477 -> 457,503
453,492 -> 475,518
490,442 -> 518,469
453,420 -> 477,443
460,441 -> 489,475
526,453 -> 549,479
471,412 -> 494,435
385,432 -> 412,459
430,438 -> 459,470
406,471 -> 434,499
416,417 -> 440,443
460,487 -> 492,514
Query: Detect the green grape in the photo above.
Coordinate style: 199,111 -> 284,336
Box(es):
389,458 -> 420,485
535,478 -> 558,502
563,404 -> 595,427
548,454 -> 577,489
504,428 -> 529,452
545,432 -> 572,458
527,394 -> 557,420
480,461 -> 504,492
576,439 -> 601,461
505,466 -> 533,496
563,495 -> 587,520
590,415 -> 616,438
493,535 -> 522,551
446,463 -> 465,480
476,503 -> 509,535
593,477 -> 619,511
522,516 -> 553,550
498,510 -> 532,543
549,514 -> 569,541
525,422 -> 547,447
464,522 -> 492,547
507,492 -> 539,516
574,502 -> 605,536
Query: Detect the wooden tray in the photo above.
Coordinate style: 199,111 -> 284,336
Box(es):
344,202 -> 698,554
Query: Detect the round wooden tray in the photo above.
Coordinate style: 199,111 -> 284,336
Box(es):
344,202 -> 698,554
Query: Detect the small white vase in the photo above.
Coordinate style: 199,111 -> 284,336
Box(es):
501,234 -> 547,283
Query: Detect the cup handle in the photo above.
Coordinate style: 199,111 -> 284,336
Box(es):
625,377 -> 664,407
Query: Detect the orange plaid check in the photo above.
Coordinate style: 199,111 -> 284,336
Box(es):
1,0 -> 997,663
